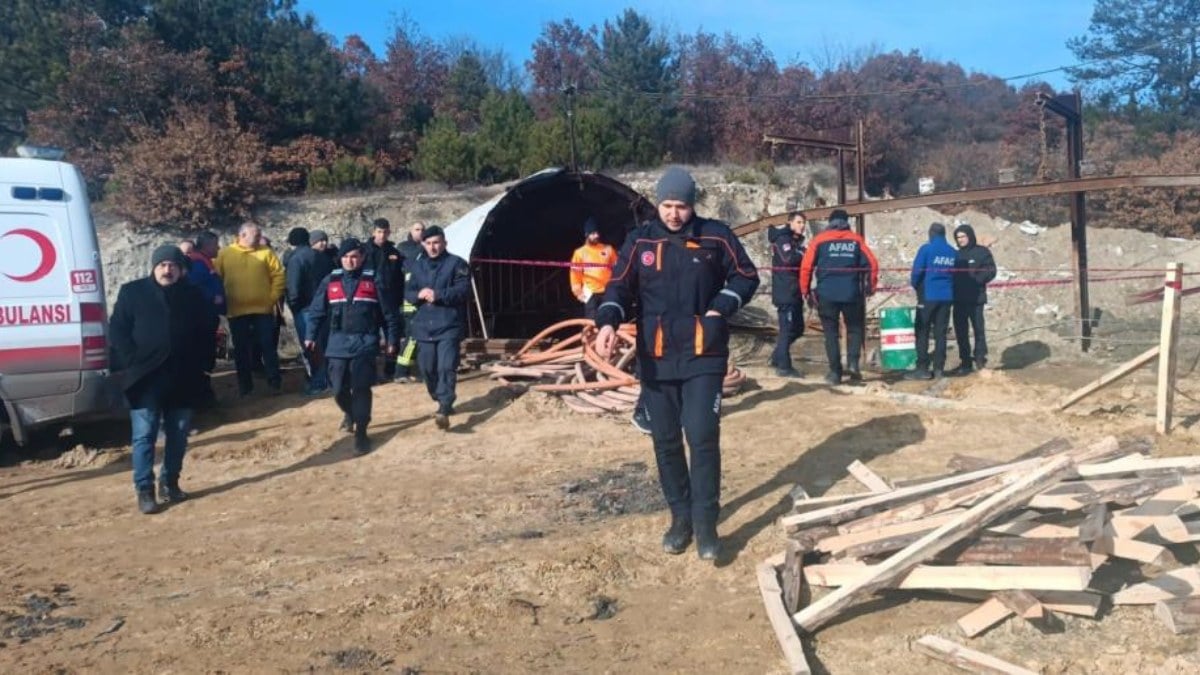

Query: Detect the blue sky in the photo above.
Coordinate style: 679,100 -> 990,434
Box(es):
295,0 -> 1096,89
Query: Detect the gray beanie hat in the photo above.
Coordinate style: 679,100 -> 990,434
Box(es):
310,229 -> 329,243
655,166 -> 697,205
151,244 -> 184,270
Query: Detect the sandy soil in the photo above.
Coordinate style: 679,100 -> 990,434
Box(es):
3,340 -> 1200,674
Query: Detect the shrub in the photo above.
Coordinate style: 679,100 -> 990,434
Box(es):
110,103 -> 267,230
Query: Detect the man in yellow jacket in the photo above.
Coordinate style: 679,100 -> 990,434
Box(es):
215,222 -> 287,396
569,218 -> 616,319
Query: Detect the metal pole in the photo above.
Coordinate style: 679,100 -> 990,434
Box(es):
837,149 -> 847,206
471,270 -> 489,341
564,84 -> 579,172
1066,92 -> 1091,352
856,119 -> 867,238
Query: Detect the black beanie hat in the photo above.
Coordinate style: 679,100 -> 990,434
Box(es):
828,209 -> 850,227
287,227 -> 310,247
421,225 -> 445,241
151,244 -> 184,270
339,237 -> 363,254
929,222 -> 946,238
656,166 -> 697,205
583,217 -> 599,234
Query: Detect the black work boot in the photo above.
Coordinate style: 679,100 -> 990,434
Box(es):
661,516 -> 694,555
353,428 -> 371,455
903,368 -> 933,381
339,414 -> 353,433
845,361 -> 863,382
137,488 -> 160,515
824,371 -> 842,385
159,480 -> 188,504
952,361 -> 974,376
695,522 -> 721,562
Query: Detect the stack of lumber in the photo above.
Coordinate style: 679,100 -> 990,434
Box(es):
756,435 -> 1200,674
482,318 -> 746,414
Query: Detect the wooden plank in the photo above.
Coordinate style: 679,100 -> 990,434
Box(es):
986,520 -> 1078,539
913,635 -> 1038,675
1057,345 -> 1159,410
1077,504 -> 1108,543
822,512 -> 963,553
1077,456 -> 1200,478
791,436 -> 1118,632
1091,533 -> 1174,567
948,454 -> 998,472
1028,475 -> 1182,509
755,562 -> 813,675
1032,591 -> 1102,618
946,439 -> 1071,474
1154,597 -> 1200,635
946,537 -> 1092,566
781,540 -> 805,614
957,598 -> 1014,638
847,460 -> 893,493
1113,568 -> 1200,605
1110,513 -> 1191,543
780,457 -> 1046,530
993,590 -> 1042,618
803,564 -> 1092,592
838,477 -> 1002,534
1157,262 -> 1182,434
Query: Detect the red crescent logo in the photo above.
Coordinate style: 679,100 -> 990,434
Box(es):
2,228 -> 58,282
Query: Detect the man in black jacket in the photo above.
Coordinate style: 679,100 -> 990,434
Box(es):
394,221 -> 426,383
364,218 -> 405,382
304,238 -> 401,454
594,167 -> 759,563
767,212 -> 808,377
286,227 -> 334,395
109,245 -> 217,514
951,223 -> 997,374
405,225 -> 471,430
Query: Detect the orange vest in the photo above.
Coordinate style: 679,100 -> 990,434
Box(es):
570,242 -> 616,296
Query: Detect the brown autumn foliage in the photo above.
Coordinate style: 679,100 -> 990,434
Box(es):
110,103 -> 267,230
1089,123 -> 1200,236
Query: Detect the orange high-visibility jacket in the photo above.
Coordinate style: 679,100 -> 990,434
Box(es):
569,242 -> 617,297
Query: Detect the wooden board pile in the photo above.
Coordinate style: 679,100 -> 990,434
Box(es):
756,435 -> 1200,674
483,318 -> 746,414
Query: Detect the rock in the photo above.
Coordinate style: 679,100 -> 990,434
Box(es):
1034,304 -> 1060,317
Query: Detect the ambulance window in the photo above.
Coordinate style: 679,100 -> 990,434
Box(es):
38,187 -> 65,201
11,186 -> 36,200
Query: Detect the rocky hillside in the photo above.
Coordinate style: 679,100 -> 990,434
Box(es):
94,165 -> 1200,365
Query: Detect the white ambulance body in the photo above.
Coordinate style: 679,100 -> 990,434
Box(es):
0,148 -> 124,445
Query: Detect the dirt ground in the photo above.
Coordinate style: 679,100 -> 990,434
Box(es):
3,338 -> 1200,674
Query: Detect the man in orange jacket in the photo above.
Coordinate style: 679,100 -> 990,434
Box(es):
569,217 -> 617,319
799,209 -> 879,385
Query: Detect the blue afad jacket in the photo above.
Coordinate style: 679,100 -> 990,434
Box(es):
595,216 -> 759,381
304,268 -> 400,358
404,252 -> 472,341
910,234 -> 958,303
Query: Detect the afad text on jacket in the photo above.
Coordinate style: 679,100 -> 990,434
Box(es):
799,226 -> 879,303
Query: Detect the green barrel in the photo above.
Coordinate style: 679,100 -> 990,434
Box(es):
879,306 -> 917,371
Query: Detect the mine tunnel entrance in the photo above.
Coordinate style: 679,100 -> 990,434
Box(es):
452,170 -> 656,340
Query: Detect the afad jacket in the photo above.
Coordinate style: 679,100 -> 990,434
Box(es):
570,242 -> 617,298
596,216 -> 759,381
799,226 -> 879,304
304,267 -> 400,359
767,225 -> 806,306
910,235 -> 958,303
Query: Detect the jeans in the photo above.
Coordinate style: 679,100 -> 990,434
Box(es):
643,373 -> 724,526
130,406 -> 192,491
229,313 -> 281,393
771,302 -> 805,371
418,338 -> 461,413
817,298 -> 866,375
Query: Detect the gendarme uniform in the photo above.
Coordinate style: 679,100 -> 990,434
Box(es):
304,237 -> 400,453
596,167 -> 759,562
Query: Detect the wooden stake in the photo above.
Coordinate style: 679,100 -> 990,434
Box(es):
1058,345 -> 1159,410
755,562 -> 813,675
913,635 -> 1038,675
957,597 -> 1014,637
1157,262 -> 1183,434
791,437 -> 1117,632
847,459 -> 893,492
781,540 -> 806,614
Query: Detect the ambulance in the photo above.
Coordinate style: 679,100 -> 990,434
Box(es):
0,146 -> 124,446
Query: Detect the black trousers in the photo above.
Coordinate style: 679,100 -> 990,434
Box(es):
952,302 -> 988,366
771,302 -> 805,371
643,373 -> 724,526
915,301 -> 952,371
817,298 -> 866,375
418,338 -> 460,413
328,353 -> 376,428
